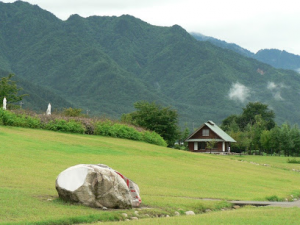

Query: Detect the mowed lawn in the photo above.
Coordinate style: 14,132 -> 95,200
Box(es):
1,126 -> 300,224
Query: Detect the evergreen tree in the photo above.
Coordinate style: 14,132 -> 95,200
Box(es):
122,101 -> 180,147
269,126 -> 281,155
260,130 -> 272,154
238,102 -> 275,130
0,74 -> 27,107
290,124 -> 300,156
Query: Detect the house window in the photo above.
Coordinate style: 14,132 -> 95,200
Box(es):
202,129 -> 209,136
198,142 -> 206,150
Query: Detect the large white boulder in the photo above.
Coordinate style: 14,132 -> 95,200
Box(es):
55,164 -> 141,209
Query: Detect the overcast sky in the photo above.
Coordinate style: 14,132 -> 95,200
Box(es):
2,0 -> 300,55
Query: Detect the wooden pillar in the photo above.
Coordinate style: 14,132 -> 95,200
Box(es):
222,142 -> 225,152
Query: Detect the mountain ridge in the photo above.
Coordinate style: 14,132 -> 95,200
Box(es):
1,1 -> 300,128
191,32 -> 300,72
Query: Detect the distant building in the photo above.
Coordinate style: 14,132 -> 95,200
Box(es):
185,120 -> 236,153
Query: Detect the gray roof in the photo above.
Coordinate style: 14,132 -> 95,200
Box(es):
186,120 -> 236,142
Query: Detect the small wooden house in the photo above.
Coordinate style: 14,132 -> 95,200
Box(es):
185,120 -> 236,153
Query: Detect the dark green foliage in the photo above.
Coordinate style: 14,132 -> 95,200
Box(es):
0,109 -> 166,146
287,158 -> 300,164
0,109 -> 41,128
62,107 -> 84,117
0,73 -> 27,105
192,33 -> 300,72
94,120 -> 142,140
221,115 -> 240,131
44,119 -> 85,134
222,102 -> 275,131
238,102 -> 275,130
122,101 -> 180,146
142,131 -> 167,147
94,120 -> 167,146
0,69 -> 73,112
265,195 -> 283,202
221,103 -> 300,156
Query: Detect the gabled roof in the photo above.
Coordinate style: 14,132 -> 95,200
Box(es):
185,120 -> 236,142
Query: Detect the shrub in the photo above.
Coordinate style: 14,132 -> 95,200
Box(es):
44,119 -> 85,133
94,121 -> 166,146
0,109 -> 41,128
94,121 -> 142,140
287,158 -> 300,164
94,120 -> 115,136
62,107 -> 84,117
111,123 -> 143,140
143,131 -> 167,147
0,110 -> 166,146
265,195 -> 283,201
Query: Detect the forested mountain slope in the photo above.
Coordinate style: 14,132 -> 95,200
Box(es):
0,68 -> 73,111
191,32 -> 300,72
1,1 -> 300,128
255,49 -> 300,71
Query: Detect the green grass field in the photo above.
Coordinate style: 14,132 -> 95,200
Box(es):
1,126 -> 300,224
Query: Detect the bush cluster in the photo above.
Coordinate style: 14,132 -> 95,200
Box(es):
287,158 -> 300,164
93,120 -> 166,146
44,119 -> 85,133
0,109 -> 167,146
0,109 -> 41,128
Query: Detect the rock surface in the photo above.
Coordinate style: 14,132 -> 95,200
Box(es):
56,164 -> 141,208
185,211 -> 195,216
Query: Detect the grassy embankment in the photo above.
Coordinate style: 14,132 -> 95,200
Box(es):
1,126 -> 300,224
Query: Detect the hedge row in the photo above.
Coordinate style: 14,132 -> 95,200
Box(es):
0,109 -> 167,147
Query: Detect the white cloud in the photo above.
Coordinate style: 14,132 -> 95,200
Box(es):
267,81 -> 286,100
267,82 -> 277,90
228,82 -> 250,103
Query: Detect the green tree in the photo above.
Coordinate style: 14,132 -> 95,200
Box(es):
206,139 -> 217,154
269,125 -> 281,155
121,101 -> 180,147
280,123 -> 294,156
178,124 -> 190,149
181,125 -> 190,141
221,114 -> 240,132
63,107 -> 84,117
251,115 -> 266,154
290,124 -> 300,156
238,102 -> 275,130
260,130 -> 272,154
0,74 -> 27,107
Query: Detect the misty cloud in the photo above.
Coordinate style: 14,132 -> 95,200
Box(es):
267,81 -> 286,100
228,82 -> 250,103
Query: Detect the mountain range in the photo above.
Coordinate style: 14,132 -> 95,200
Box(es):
1,1 -> 300,129
191,32 -> 300,72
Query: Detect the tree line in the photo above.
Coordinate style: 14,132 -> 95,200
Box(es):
221,102 -> 300,156
3,73 -> 300,153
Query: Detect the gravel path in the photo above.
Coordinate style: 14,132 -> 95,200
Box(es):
229,200 -> 300,208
